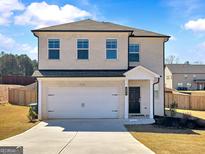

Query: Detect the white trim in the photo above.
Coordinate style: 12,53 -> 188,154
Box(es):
149,79 -> 154,119
128,43 -> 140,62
38,80 -> 42,120
128,86 -> 141,115
76,38 -> 90,60
124,65 -> 160,78
126,77 -> 153,80
105,38 -> 118,60
47,38 -> 61,60
37,77 -> 125,81
124,79 -> 128,119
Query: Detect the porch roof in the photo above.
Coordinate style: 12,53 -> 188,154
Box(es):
32,69 -> 127,77
123,65 -> 160,80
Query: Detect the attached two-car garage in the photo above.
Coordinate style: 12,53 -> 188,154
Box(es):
47,86 -> 120,119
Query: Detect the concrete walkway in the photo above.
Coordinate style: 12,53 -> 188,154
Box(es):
0,119 -> 154,154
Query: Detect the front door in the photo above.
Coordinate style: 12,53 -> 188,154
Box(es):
129,87 -> 140,114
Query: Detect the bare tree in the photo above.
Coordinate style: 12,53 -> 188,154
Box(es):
165,55 -> 179,64
194,61 -> 203,64
184,61 -> 189,64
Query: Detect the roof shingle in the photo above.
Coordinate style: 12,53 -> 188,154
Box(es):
32,70 -> 127,77
166,64 -> 205,74
32,19 -> 169,37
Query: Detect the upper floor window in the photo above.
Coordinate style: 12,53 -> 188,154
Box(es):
106,39 -> 117,59
77,39 -> 89,59
129,44 -> 139,62
48,39 -> 60,59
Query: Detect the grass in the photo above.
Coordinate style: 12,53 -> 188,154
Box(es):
166,108 -> 205,121
0,103 -> 39,140
175,109 -> 205,120
127,125 -> 205,154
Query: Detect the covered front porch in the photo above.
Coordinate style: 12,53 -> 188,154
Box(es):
123,66 -> 160,124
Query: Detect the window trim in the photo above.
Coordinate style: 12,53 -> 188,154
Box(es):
76,38 -> 89,60
128,44 -> 140,62
47,38 -> 61,60
105,38 -> 118,60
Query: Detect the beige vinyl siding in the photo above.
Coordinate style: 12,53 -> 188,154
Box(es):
129,37 -> 165,116
36,32 -> 129,70
172,73 -> 205,90
35,32 -> 166,117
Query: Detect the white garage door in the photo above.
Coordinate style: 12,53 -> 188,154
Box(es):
47,87 -> 119,118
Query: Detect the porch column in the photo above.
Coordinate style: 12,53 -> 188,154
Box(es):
124,79 -> 129,119
38,80 -> 42,120
149,79 -> 154,119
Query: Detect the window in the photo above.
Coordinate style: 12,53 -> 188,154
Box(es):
187,83 -> 192,87
177,83 -> 183,87
184,74 -> 188,79
77,39 -> 89,59
129,44 -> 139,62
48,39 -> 60,59
106,39 -> 117,59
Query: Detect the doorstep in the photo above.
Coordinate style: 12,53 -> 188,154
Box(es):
123,118 -> 155,125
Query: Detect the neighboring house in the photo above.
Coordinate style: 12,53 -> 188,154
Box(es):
32,19 -> 169,122
165,64 -> 205,90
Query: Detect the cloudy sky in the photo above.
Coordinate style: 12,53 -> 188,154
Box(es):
0,0 -> 205,63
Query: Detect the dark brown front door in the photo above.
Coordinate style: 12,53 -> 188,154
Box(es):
129,87 -> 140,113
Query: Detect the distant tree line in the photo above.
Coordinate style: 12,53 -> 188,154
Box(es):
0,52 -> 38,76
165,55 -> 203,64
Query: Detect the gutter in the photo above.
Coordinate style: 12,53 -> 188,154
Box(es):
153,77 -> 160,117
31,30 -> 134,33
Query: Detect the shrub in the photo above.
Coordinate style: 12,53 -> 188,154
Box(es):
169,101 -> 178,117
28,106 -> 37,122
155,116 -> 204,129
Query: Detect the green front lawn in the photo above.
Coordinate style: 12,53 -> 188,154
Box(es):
127,125 -> 205,154
0,103 -> 39,140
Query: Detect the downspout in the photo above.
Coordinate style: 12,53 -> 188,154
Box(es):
153,77 -> 160,117
128,31 -> 134,69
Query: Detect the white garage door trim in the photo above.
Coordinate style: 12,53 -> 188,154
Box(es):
47,87 -> 120,119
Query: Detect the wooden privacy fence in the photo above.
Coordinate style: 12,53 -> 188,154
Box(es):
8,87 -> 37,106
0,85 -> 23,103
165,92 -> 205,111
0,86 -> 9,103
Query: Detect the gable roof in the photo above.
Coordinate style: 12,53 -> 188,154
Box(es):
166,64 -> 205,74
124,65 -> 160,80
32,19 -> 169,37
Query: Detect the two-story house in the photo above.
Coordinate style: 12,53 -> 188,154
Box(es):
165,64 -> 205,90
32,19 -> 169,123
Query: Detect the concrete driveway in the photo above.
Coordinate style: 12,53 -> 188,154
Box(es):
0,119 -> 154,154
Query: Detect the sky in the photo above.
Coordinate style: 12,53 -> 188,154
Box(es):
0,0 -> 205,63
